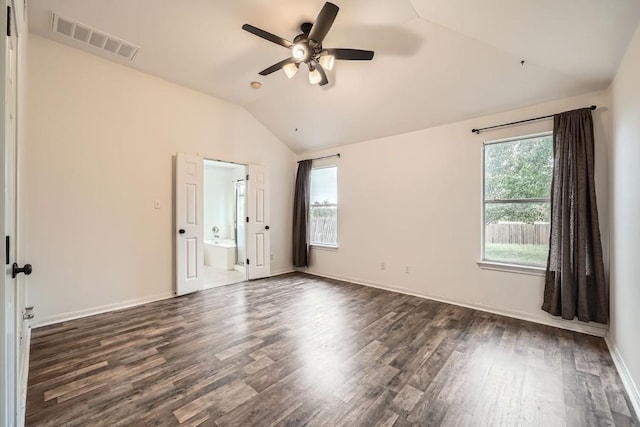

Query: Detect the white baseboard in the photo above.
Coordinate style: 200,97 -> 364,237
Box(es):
605,337 -> 640,419
30,292 -> 174,328
31,269 -> 297,328
269,268 -> 295,277
305,271 -> 608,337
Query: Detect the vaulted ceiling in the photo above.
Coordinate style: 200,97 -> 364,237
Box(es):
28,0 -> 640,153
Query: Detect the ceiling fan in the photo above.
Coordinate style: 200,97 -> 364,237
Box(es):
242,2 -> 374,86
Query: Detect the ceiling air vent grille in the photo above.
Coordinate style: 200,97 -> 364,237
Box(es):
52,13 -> 139,61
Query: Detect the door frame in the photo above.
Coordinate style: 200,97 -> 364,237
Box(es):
202,157 -> 248,283
1,0 -> 24,425
234,178 -> 246,268
178,155 -> 272,289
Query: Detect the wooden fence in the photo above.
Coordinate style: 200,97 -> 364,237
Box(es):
309,211 -> 549,246
310,204 -> 337,244
485,222 -> 550,245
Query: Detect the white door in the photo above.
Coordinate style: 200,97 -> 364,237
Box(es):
175,153 -> 204,295
1,3 -> 19,425
246,165 -> 270,280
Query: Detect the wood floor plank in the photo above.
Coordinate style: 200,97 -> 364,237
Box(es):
391,384 -> 423,415
25,273 -> 638,426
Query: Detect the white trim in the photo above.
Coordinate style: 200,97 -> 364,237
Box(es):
17,325 -> 29,427
268,268 -> 295,277
305,271 -> 608,337
480,132 -> 553,269
30,293 -> 174,328
483,130 -> 553,146
310,243 -> 339,251
31,268 -> 297,328
310,163 -> 338,249
605,337 -> 640,419
477,260 -> 545,276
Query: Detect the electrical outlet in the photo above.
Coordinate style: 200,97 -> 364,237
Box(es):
405,266 -> 410,274
380,262 -> 385,270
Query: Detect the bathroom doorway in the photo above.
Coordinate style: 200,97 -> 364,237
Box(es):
202,159 -> 247,288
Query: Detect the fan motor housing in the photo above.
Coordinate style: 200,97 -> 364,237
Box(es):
300,22 -> 313,34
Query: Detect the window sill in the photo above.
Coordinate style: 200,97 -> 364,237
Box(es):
311,243 -> 339,251
477,260 -> 545,276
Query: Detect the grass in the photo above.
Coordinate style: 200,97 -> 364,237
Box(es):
484,243 -> 548,266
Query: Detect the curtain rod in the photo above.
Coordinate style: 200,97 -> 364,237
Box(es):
297,153 -> 340,163
471,105 -> 597,135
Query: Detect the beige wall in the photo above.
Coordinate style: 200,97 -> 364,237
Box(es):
608,23 -> 640,415
25,35 -> 295,326
299,90 -> 610,337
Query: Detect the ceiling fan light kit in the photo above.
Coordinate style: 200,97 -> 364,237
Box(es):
319,54 -> 335,71
292,43 -> 310,61
308,67 -> 322,85
282,62 -> 299,79
242,2 -> 374,87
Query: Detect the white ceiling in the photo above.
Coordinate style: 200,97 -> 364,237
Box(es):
28,0 -> 640,153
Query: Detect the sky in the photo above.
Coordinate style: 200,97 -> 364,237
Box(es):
310,166 -> 337,204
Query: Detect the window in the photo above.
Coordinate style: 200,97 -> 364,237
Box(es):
309,165 -> 338,247
483,133 -> 553,267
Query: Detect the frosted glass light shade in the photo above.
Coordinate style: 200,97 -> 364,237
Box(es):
319,54 -> 335,71
309,68 -> 322,85
283,63 -> 298,79
292,44 -> 307,61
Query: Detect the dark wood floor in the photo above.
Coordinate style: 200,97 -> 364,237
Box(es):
26,273 -> 638,426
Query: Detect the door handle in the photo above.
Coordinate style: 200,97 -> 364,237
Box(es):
178,229 -> 186,234
265,225 -> 270,230
12,263 -> 32,279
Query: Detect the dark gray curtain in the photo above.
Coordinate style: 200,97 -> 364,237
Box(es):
292,160 -> 312,268
542,108 -> 607,324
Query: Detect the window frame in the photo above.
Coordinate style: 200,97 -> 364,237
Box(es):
479,131 -> 552,274
309,163 -> 339,249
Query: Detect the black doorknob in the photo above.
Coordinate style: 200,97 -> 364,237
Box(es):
12,263 -> 32,279
265,225 -> 270,230
178,229 -> 186,234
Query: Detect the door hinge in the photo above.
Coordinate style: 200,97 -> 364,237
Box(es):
6,6 -> 12,37
246,174 -> 249,181
23,306 -> 35,321
246,217 -> 249,223
246,259 -> 250,265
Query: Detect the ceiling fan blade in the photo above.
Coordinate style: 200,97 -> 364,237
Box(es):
259,58 -> 296,76
308,2 -> 339,44
242,24 -> 293,49
326,48 -> 375,61
316,64 -> 329,86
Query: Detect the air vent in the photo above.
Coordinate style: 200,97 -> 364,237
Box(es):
52,13 -> 139,61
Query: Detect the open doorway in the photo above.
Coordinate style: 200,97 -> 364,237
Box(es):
202,159 -> 247,288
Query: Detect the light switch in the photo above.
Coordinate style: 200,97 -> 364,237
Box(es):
154,200 -> 161,209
